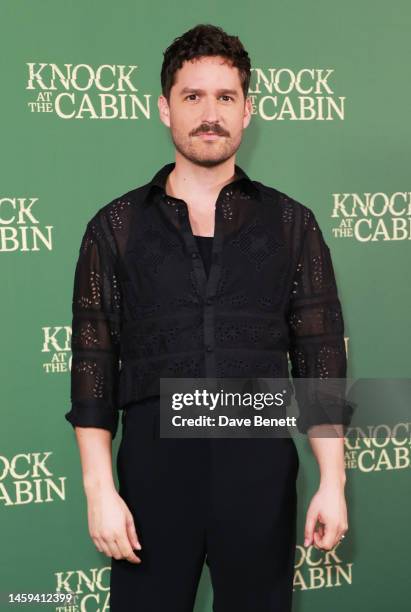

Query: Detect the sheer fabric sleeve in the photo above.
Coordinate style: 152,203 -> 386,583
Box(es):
64,214 -> 122,440
287,208 -> 353,434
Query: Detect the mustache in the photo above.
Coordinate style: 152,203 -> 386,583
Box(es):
192,124 -> 229,137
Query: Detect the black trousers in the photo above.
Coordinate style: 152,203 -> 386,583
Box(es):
110,399 -> 299,612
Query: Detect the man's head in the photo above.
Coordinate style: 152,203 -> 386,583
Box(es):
158,24 -> 252,168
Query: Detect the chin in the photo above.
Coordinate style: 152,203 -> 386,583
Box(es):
194,151 -> 232,165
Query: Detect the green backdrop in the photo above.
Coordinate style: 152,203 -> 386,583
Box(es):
1,1 -> 410,610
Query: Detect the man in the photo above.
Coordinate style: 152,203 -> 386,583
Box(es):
65,23 -> 350,612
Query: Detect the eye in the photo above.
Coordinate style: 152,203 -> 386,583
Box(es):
184,94 -> 234,102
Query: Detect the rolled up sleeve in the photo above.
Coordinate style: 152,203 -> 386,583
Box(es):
287,207 -> 354,434
64,214 -> 122,440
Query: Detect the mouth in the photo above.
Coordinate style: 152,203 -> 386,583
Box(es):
196,133 -> 223,140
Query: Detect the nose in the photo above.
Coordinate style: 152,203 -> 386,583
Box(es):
200,95 -> 220,124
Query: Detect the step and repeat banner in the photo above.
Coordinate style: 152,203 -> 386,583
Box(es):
1,1 -> 410,611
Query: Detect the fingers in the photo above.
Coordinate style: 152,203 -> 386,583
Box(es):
92,516 -> 142,564
125,512 -> 142,552
88,494 -> 143,563
93,535 -> 113,558
313,521 -> 348,550
108,539 -> 124,560
314,523 -> 336,550
304,511 -> 317,547
115,532 -> 142,564
95,531 -> 142,564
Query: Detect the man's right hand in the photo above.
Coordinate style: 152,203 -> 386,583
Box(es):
87,485 -> 142,564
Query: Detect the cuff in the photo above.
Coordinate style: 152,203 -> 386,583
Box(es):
65,400 -> 119,440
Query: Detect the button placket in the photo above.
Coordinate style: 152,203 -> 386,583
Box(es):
176,200 -> 223,378
202,202 -> 226,378
159,176 -> 250,379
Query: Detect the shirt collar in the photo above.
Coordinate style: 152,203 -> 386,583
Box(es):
142,161 -> 261,207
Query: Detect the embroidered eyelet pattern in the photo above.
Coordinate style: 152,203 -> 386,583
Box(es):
77,270 -> 102,308
303,208 -> 312,228
316,345 -> 344,378
72,321 -> 99,348
327,303 -> 343,328
288,312 -> 303,332
291,261 -> 303,297
111,272 -> 121,311
215,320 -> 283,348
220,199 -> 234,221
217,356 -> 283,378
139,224 -> 181,273
108,199 -> 131,230
222,186 -> 252,202
168,357 -> 202,376
109,326 -> 121,344
289,348 -> 307,376
215,292 -> 250,307
288,301 -> 344,339
162,195 -> 188,218
231,218 -> 283,271
121,317 -> 203,359
311,255 -> 323,289
73,359 -> 104,398
120,355 -> 204,400
257,294 -> 283,310
171,294 -> 201,309
281,196 -> 294,223
218,185 -> 252,221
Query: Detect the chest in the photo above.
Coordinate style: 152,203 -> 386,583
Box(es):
120,196 -> 293,321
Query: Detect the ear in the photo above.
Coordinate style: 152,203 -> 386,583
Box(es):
243,96 -> 253,129
158,94 -> 171,128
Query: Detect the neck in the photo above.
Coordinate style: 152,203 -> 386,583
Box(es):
165,153 -> 237,202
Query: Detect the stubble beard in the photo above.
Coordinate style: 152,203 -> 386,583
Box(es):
170,131 -> 242,168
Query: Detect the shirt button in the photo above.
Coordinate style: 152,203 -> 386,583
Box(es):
206,344 -> 214,352
192,252 -> 198,259
205,297 -> 213,305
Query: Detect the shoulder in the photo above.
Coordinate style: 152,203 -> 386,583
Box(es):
79,181 -> 151,258
88,182 -> 150,229
253,179 -> 319,233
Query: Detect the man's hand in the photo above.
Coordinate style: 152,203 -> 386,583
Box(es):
72,426 -> 142,564
303,482 -> 348,551
87,485 -> 142,564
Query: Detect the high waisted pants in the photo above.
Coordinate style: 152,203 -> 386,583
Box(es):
110,399 -> 299,612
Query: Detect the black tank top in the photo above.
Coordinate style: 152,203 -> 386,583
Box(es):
194,235 -> 213,278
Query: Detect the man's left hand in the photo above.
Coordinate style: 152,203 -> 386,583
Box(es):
303,482 -> 348,550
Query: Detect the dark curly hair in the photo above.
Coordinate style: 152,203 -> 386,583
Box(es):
160,24 -> 251,102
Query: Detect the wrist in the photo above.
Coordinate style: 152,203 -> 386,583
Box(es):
319,471 -> 347,489
83,476 -> 116,498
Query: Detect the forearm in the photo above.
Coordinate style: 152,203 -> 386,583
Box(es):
74,427 -> 116,497
307,424 -> 346,488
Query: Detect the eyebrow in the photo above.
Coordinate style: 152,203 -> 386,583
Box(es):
179,87 -> 239,97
